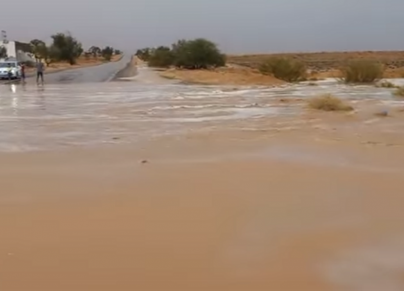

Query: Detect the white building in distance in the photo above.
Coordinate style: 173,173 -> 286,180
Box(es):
0,40 -> 17,58
0,40 -> 36,62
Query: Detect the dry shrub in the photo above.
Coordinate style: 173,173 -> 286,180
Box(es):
341,60 -> 384,83
308,94 -> 353,112
393,86 -> 404,97
376,80 -> 398,88
259,57 -> 306,82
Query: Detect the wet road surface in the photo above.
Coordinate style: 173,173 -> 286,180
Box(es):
27,55 -> 131,84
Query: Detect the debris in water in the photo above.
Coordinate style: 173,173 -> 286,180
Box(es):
374,110 -> 389,117
140,160 -> 148,164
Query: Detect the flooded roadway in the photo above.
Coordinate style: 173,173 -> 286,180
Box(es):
27,54 -> 132,84
0,70 -> 404,152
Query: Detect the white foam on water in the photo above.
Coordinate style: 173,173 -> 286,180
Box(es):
0,79 -> 403,152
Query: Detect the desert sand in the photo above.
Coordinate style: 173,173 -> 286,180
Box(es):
159,65 -> 286,86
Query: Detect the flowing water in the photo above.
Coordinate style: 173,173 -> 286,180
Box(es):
0,77 -> 403,152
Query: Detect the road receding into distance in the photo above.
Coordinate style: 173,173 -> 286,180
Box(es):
36,54 -> 133,84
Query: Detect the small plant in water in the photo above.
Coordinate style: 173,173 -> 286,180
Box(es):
376,81 -> 398,88
392,86 -> 404,97
308,94 -> 354,112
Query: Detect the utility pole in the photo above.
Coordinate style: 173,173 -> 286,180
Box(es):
1,30 -> 8,44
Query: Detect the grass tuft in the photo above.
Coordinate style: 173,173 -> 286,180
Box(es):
308,94 -> 354,112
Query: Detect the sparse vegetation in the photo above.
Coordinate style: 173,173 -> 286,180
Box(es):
259,57 -> 306,82
393,87 -> 404,97
308,94 -> 353,112
136,38 -> 226,69
26,34 -> 121,66
227,52 -> 404,75
341,60 -> 384,83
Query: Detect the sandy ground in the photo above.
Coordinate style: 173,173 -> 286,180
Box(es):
227,51 -> 404,80
228,51 -> 404,71
159,66 -> 285,86
2,123 -> 404,290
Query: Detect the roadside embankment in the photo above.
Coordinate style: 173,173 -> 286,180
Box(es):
158,65 -> 285,86
111,55 -> 139,81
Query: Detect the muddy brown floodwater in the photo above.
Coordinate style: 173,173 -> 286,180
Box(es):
1,72 -> 404,291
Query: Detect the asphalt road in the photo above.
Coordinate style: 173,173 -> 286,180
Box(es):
29,54 -> 131,84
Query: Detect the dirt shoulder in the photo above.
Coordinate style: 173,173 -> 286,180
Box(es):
159,66 -> 285,86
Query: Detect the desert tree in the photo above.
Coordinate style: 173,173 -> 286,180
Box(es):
101,46 -> 114,61
50,32 -> 83,65
89,46 -> 101,58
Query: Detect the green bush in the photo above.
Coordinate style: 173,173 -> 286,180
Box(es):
141,38 -> 225,69
259,57 -> 306,82
341,60 -> 384,83
148,46 -> 174,68
172,38 -> 225,69
135,48 -> 152,61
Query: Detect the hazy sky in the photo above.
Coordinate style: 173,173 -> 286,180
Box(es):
1,0 -> 403,53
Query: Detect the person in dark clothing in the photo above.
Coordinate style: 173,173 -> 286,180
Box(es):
36,61 -> 44,84
20,63 -> 26,83
7,63 -> 12,81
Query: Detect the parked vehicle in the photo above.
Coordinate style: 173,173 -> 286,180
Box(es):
0,61 -> 21,80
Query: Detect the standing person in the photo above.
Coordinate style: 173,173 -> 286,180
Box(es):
20,63 -> 26,83
7,63 -> 12,81
36,60 -> 44,84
